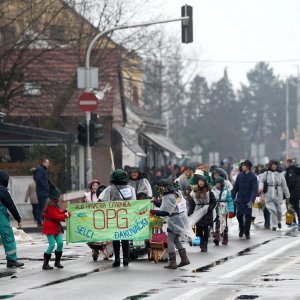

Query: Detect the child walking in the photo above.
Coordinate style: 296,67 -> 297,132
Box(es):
188,175 -> 216,252
42,183 -> 70,270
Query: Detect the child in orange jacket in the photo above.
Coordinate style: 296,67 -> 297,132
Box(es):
42,184 -> 70,270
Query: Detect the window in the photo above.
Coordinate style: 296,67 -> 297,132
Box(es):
50,25 -> 65,42
1,25 -> 16,45
23,82 -> 41,96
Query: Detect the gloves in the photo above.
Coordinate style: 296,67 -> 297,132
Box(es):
151,199 -> 161,207
228,212 -> 235,218
150,210 -> 156,216
65,211 -> 71,218
247,201 -> 253,208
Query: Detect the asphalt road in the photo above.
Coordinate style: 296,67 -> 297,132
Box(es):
0,215 -> 300,300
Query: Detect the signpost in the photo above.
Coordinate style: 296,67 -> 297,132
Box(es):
78,92 -> 98,112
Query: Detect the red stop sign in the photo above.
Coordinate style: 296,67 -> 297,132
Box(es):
78,92 -> 98,112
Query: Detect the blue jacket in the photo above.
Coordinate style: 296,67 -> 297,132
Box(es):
34,165 -> 49,199
231,171 -> 258,215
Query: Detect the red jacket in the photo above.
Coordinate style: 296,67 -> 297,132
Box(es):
43,205 -> 66,235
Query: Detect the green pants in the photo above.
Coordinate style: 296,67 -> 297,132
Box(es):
0,203 -> 17,261
46,234 -> 64,254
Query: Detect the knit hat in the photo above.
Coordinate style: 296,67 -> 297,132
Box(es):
214,176 -> 224,186
49,184 -> 61,200
194,169 -> 204,176
156,176 -> 178,194
110,169 -> 128,184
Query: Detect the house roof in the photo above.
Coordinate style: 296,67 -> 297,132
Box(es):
114,126 -> 146,157
125,99 -> 165,128
5,48 -> 119,118
142,132 -> 186,157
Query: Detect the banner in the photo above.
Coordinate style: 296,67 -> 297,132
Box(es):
66,200 -> 152,243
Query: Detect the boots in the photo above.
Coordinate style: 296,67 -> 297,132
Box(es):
42,253 -> 53,270
200,242 -> 207,252
112,259 -> 121,267
213,232 -> 220,246
112,240 -> 121,268
222,227 -> 228,245
7,260 -> 24,268
222,233 -> 228,245
54,251 -> 64,268
177,248 -> 190,268
164,252 -> 177,269
122,240 -> 129,266
92,249 -> 99,261
213,219 -> 220,246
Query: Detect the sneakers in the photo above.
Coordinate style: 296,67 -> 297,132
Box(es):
278,223 -> 282,229
7,260 -> 24,268
239,230 -> 244,238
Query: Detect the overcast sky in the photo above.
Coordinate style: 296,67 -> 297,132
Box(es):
146,0 -> 300,89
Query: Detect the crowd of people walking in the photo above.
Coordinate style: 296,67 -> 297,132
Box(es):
1,157 -> 299,271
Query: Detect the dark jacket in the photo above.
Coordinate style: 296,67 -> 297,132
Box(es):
285,165 -> 300,198
34,165 -> 49,199
0,170 -> 21,222
231,171 -> 258,215
188,190 -> 216,226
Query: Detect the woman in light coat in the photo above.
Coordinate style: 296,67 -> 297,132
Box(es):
259,160 -> 290,230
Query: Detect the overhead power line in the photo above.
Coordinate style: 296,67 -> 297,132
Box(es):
159,56 -> 300,64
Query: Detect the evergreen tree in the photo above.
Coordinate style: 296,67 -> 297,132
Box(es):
238,62 -> 285,158
205,68 -> 242,160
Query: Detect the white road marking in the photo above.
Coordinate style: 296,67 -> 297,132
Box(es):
171,288 -> 206,300
272,254 -> 300,273
221,238 -> 300,279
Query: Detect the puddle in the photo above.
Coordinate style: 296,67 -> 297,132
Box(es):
261,273 -> 279,277
0,271 -> 15,278
193,239 -> 274,273
181,275 -> 201,278
261,278 -> 297,282
236,296 -> 259,299
123,289 -> 159,300
30,266 -> 109,289
170,278 -> 196,283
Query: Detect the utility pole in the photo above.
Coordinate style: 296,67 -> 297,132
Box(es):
82,14 -> 192,185
285,78 -> 289,159
296,66 -> 300,163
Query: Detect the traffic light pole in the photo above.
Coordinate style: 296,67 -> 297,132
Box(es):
84,15 -> 190,185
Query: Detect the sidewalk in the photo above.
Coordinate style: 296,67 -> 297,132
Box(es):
16,219 -> 65,234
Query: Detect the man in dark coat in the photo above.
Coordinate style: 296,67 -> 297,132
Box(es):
285,159 -> 300,226
34,158 -> 50,226
231,160 -> 258,239
0,170 -> 24,268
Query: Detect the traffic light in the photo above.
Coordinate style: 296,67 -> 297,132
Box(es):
89,120 -> 103,146
77,122 -> 87,146
181,5 -> 193,44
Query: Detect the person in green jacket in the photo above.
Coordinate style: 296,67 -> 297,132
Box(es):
0,170 -> 24,268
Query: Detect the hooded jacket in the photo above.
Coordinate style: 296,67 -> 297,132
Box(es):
0,170 -> 21,222
34,164 -> 49,198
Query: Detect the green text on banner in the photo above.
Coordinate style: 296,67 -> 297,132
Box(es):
66,200 -> 153,243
